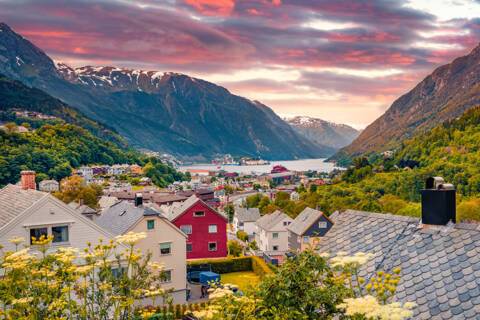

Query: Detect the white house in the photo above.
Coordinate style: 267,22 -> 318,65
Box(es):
77,166 -> 93,181
38,179 -> 59,192
233,207 -> 260,236
255,210 -> 293,264
0,184 -> 118,254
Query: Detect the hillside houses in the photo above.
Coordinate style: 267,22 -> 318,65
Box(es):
233,207 -> 260,236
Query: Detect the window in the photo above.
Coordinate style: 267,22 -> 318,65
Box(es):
272,233 -> 279,239
283,221 -> 290,226
111,267 -> 126,278
180,225 -> 192,234
208,225 -> 218,233
273,245 -> 279,251
52,226 -> 69,243
147,219 -> 155,230
30,227 -> 48,244
318,221 -> 328,228
186,243 -> 192,252
208,242 -> 217,251
239,222 -> 244,227
160,242 -> 172,255
194,211 -> 205,217
303,236 -> 310,243
160,270 -> 172,283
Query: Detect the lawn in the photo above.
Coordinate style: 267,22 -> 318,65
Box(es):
221,271 -> 261,291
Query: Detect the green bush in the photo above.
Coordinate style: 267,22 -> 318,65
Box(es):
252,256 -> 273,279
236,230 -> 248,242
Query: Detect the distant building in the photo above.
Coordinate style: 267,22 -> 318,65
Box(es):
290,191 -> 300,201
287,208 -> 333,252
38,179 -> 59,192
233,207 -> 261,236
77,166 -> 93,181
255,210 -> 293,264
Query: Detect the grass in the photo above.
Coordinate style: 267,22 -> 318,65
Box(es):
220,271 -> 261,291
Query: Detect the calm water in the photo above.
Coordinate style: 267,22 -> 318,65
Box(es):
179,158 -> 341,174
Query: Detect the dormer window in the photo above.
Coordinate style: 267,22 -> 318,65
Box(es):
52,225 -> 69,243
194,211 -> 205,217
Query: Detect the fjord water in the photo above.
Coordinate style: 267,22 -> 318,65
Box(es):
180,158 -> 340,174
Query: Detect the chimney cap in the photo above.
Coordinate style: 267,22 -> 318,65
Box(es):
21,170 -> 36,174
425,176 -> 447,190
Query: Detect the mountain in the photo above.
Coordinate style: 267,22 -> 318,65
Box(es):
0,22 -> 329,161
0,73 -> 125,145
287,116 -> 360,150
339,43 -> 480,157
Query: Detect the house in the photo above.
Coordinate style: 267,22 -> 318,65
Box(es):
0,181 -> 118,255
163,195 -> 227,259
289,191 -> 300,201
96,196 -> 188,304
77,166 -> 93,181
287,207 -> 333,252
255,210 -> 293,264
268,171 -> 295,184
317,177 -> 480,319
233,207 -> 260,236
68,202 -> 99,220
38,179 -> 59,192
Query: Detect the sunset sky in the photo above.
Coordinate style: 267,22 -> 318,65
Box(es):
1,0 -> 479,128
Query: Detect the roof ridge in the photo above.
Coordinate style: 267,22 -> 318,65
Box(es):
342,209 -> 420,223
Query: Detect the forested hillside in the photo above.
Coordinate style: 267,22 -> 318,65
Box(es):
255,107 -> 480,222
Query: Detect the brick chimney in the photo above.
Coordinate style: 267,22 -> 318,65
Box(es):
20,170 -> 36,190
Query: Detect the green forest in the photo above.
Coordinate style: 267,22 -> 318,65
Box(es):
247,106 -> 480,222
0,123 -> 188,188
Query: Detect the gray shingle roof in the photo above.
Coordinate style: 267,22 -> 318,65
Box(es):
235,207 -> 260,223
256,210 -> 289,231
319,209 -> 480,319
166,195 -> 200,221
287,207 -> 324,235
95,201 -> 160,235
0,184 -> 47,228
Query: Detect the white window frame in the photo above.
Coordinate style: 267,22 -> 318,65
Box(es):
186,242 -> 193,252
160,242 -> 172,256
208,224 -> 218,233
193,211 -> 205,217
180,225 -> 192,235
272,232 -> 279,239
160,269 -> 172,283
147,219 -> 155,230
208,242 -> 217,252
318,221 -> 328,228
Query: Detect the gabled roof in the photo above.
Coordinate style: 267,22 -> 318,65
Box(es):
287,207 -> 327,235
319,209 -> 480,319
235,207 -> 260,223
68,202 -> 97,215
0,184 -> 47,228
255,210 -> 290,231
165,195 -> 227,222
95,201 -> 160,235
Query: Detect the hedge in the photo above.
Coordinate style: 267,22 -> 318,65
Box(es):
187,256 -> 272,279
251,256 -> 273,279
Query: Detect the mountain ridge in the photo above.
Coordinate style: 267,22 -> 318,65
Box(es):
286,116 -> 360,150
0,23 -> 330,161
339,42 -> 480,158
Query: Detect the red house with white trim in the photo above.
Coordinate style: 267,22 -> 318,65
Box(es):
166,195 -> 227,259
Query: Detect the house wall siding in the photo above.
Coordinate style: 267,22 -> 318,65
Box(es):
131,216 -> 187,304
0,198 -> 114,253
172,202 -> 227,259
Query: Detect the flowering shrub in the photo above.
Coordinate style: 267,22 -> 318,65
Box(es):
189,250 -> 416,320
0,232 -> 170,320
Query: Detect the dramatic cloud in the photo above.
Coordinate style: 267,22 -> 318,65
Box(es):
0,0 -> 479,127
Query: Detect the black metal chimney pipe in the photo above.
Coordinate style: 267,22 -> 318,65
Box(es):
421,177 -> 456,225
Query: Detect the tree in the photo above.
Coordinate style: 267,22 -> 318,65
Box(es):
224,203 -> 235,223
236,230 -> 248,242
228,240 -> 244,257
54,176 -> 102,208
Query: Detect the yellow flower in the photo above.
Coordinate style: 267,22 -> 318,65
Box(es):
8,236 -> 25,245
115,232 -> 147,246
